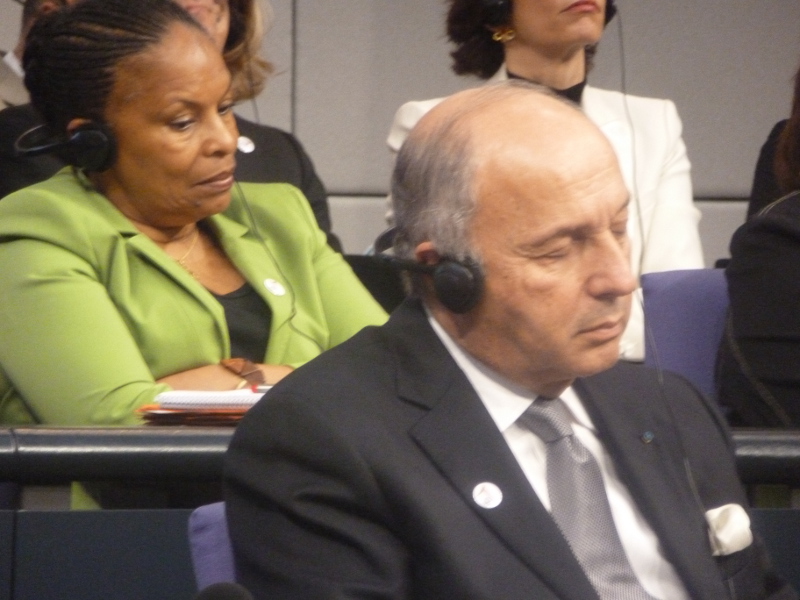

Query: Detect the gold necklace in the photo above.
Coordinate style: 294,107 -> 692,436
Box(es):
175,227 -> 200,274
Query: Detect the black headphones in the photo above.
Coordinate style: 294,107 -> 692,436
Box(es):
374,228 -> 485,314
14,121 -> 117,172
482,0 -> 617,28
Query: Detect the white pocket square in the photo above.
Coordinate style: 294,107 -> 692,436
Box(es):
705,503 -> 753,556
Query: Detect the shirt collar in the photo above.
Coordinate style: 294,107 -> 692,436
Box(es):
426,310 -> 596,433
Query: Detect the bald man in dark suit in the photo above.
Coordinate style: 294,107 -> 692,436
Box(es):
225,81 -> 794,600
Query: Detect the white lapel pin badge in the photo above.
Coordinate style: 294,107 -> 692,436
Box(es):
237,136 -> 255,154
472,482 -> 503,509
264,279 -> 286,296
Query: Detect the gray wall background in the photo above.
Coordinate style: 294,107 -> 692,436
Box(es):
2,0 -> 799,254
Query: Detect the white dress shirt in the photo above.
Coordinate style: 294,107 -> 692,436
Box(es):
428,312 -> 689,600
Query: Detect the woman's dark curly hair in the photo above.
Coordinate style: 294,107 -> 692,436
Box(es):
23,0 -> 204,132
447,0 -> 506,79
775,66 -> 800,194
446,0 -> 614,80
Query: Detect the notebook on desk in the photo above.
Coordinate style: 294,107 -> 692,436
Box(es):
138,388 -> 271,426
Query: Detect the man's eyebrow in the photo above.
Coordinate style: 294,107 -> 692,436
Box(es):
523,197 -> 631,248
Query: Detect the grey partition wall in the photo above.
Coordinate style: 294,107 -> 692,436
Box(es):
2,1 -> 800,197
290,0 -> 800,197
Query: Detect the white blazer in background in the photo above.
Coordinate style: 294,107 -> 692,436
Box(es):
0,51 -> 28,109
386,67 -> 704,361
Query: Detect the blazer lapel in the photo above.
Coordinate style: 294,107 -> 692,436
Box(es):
390,303 -> 599,600
575,367 -> 728,599
211,195 -> 299,364
83,183 -> 238,356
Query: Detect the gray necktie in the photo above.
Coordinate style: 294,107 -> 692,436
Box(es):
518,397 -> 656,600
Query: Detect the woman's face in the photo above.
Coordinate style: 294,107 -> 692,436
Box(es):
509,0 -> 606,56
174,0 -> 230,51
91,22 -> 238,229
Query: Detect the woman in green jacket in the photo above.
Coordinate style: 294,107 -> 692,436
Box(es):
0,0 -> 386,426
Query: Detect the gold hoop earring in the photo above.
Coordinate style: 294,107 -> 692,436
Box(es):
491,28 -> 516,43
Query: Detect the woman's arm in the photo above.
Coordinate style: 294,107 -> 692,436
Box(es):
0,238 -> 167,424
0,234 -> 289,424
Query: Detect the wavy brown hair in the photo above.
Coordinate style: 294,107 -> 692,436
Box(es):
775,66 -> 800,194
446,0 -> 608,80
225,0 -> 273,101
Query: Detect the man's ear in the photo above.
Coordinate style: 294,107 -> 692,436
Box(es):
414,241 -> 441,266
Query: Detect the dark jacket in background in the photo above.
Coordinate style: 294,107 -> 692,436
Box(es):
748,120 -> 788,219
717,191 -> 800,426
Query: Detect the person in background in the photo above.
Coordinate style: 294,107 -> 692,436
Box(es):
747,62 -> 800,218
226,81 -> 790,600
177,0 -> 342,251
1,0 -> 71,108
386,0 -> 704,362
716,64 -> 800,427
0,0 -> 73,197
0,0 -> 385,428
0,0 -> 341,253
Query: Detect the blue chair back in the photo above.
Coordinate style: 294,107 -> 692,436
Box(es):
188,501 -> 236,590
642,269 -> 728,399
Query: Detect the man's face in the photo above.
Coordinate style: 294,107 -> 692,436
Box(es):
447,100 -> 635,397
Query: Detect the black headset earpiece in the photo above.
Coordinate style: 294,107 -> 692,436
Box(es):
65,122 -> 116,172
431,258 -> 485,314
481,0 -> 617,27
14,121 -> 117,172
377,254 -> 485,314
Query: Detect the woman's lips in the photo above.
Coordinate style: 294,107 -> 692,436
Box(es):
564,0 -> 599,14
196,169 -> 235,192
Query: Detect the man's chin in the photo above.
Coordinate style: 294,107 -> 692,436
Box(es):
574,342 -> 622,378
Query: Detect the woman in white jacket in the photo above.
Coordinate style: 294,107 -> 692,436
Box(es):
387,0 -> 703,362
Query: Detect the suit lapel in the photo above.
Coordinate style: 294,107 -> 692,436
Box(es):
390,303 -> 599,600
576,365 -> 728,599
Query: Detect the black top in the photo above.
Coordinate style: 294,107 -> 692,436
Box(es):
506,72 -> 587,104
747,119 -> 788,219
211,281 -> 272,363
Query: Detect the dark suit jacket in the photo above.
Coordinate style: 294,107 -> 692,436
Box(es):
225,299 -> 793,600
234,116 -> 339,250
717,190 -> 800,426
0,107 -> 339,248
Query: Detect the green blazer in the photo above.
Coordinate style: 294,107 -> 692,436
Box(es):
0,169 -> 387,425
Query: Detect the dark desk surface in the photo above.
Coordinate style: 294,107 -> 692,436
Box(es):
1,426 -> 800,485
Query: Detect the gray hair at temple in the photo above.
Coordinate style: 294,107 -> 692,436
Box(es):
390,80 -> 565,293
